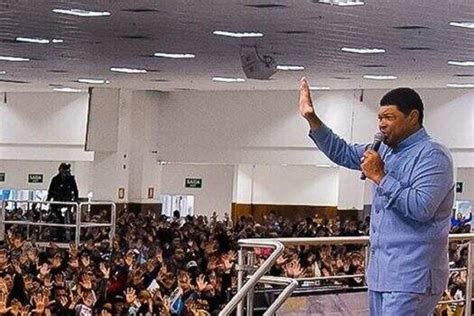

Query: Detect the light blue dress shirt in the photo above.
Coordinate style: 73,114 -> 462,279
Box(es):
309,125 -> 454,294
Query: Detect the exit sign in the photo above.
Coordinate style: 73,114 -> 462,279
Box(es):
185,178 -> 202,189
28,174 -> 44,184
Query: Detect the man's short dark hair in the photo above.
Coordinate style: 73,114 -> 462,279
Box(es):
380,87 -> 424,125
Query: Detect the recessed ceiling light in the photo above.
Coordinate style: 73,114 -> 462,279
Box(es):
110,67 -> 147,74
313,0 -> 365,7
449,22 -> 474,29
446,83 -> 474,88
52,39 -> 64,43
16,37 -> 50,44
277,65 -> 305,71
341,47 -> 385,54
0,71 -> 5,74
310,86 -> 331,90
53,87 -> 83,92
53,8 -> 111,17
0,55 -> 30,62
77,78 -> 110,84
363,75 -> 397,80
448,60 -> 474,67
213,30 -> 264,38
153,52 -> 195,59
212,76 -> 245,83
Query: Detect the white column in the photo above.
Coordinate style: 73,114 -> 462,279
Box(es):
337,167 -> 365,210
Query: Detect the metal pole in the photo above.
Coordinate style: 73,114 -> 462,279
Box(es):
219,240 -> 284,316
465,241 -> 472,316
246,251 -> 255,316
261,277 -> 298,316
0,200 -> 5,241
364,245 -> 370,286
75,202 -> 81,246
237,249 -> 244,316
110,203 -> 116,241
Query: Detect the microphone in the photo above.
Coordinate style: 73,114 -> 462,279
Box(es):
360,132 -> 384,180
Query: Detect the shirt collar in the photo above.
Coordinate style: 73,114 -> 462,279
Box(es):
394,127 -> 428,150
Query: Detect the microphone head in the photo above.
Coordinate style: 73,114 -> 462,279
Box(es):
374,132 -> 384,143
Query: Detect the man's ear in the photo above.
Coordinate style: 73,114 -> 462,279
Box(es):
409,110 -> 420,125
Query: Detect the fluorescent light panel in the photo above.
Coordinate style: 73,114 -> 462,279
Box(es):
16,37 -> 49,44
52,39 -> 64,43
341,47 -> 385,54
153,52 -> 195,59
317,0 -> 365,6
213,30 -> 264,38
110,67 -> 147,74
310,86 -> 331,90
52,8 -> 111,17
212,77 -> 245,83
53,87 -> 83,92
363,75 -> 397,80
446,83 -> 474,88
77,78 -> 110,84
0,55 -> 30,62
449,22 -> 474,29
448,61 -> 474,67
277,65 -> 305,71
0,71 -> 5,74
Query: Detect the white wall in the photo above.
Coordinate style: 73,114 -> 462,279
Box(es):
160,164 -> 234,217
154,90 -> 355,165
250,165 -> 338,206
0,92 -> 92,161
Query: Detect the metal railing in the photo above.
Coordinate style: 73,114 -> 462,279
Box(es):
220,233 -> 474,316
0,199 -> 116,247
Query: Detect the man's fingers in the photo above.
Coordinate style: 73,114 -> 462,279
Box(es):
363,149 -> 379,158
299,77 -> 312,104
300,77 -> 309,90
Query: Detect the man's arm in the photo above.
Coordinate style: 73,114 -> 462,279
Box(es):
299,77 -> 366,170
70,176 -> 79,201
47,177 -> 58,201
377,150 -> 454,222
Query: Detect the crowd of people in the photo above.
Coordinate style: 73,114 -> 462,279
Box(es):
0,204 -> 470,315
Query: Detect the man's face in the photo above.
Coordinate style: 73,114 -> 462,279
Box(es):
378,105 -> 417,147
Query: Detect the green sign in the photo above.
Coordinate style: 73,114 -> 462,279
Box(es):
185,178 -> 202,188
0,173 -> 4,182
28,174 -> 43,184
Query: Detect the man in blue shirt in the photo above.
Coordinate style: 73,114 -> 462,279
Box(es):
298,78 -> 454,315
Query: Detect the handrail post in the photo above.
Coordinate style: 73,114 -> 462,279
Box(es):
246,251 -> 255,316
465,240 -> 472,316
261,277 -> 299,316
237,249 -> 244,316
75,202 -> 81,246
218,240 -> 284,316
110,203 -> 117,241
364,245 -> 369,286
0,200 -> 5,241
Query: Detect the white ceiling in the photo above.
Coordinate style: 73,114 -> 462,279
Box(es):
0,0 -> 473,92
